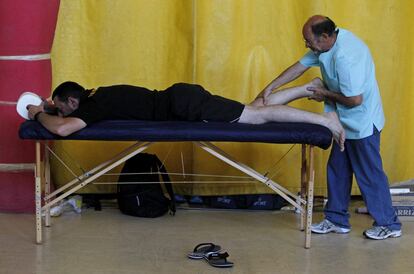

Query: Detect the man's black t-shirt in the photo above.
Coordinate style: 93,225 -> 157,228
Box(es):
69,85 -> 171,124
69,83 -> 244,125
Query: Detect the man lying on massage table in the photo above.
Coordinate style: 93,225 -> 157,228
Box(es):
26,79 -> 345,150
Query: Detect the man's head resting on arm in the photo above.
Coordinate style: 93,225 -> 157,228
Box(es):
25,81 -> 88,137
52,81 -> 88,117
302,15 -> 338,54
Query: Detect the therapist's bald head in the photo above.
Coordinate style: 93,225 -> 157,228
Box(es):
302,15 -> 338,54
304,15 -> 337,37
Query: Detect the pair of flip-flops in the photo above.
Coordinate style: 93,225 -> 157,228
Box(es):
187,243 -> 234,268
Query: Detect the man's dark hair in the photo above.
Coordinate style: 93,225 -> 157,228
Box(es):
311,17 -> 337,37
52,81 -> 88,102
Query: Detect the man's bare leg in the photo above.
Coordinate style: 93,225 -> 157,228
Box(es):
238,103 -> 345,151
250,78 -> 324,106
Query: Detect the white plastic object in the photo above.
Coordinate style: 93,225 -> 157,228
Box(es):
16,91 -> 43,120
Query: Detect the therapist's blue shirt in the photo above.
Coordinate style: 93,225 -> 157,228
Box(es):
300,28 -> 385,139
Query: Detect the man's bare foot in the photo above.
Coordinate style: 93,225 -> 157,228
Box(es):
323,111 -> 345,151
310,77 -> 324,88
303,77 -> 324,96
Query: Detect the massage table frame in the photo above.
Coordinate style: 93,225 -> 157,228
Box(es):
33,139 -> 316,248
20,120 -> 331,249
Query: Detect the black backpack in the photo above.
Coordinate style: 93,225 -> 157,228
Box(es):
117,153 -> 176,218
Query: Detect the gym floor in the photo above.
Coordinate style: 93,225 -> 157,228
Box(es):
1,200 -> 413,274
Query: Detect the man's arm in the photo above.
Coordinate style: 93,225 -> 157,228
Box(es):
258,61 -> 309,100
307,86 -> 362,107
27,105 -> 86,136
37,113 -> 86,136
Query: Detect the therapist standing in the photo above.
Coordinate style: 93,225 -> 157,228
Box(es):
258,15 -> 401,240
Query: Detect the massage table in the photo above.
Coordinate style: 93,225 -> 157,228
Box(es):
19,120 -> 332,248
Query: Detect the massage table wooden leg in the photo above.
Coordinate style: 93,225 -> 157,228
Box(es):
300,144 -> 307,231
44,142 -> 51,227
35,141 -> 42,244
304,146 -> 315,249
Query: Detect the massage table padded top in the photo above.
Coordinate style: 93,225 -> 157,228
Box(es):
19,120 -> 332,149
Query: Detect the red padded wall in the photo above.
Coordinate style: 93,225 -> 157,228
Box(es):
0,0 -> 60,213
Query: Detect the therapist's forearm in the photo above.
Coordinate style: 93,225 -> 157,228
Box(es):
264,62 -> 308,93
325,92 -> 362,107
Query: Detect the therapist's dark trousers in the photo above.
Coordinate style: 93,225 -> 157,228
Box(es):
324,127 -> 401,230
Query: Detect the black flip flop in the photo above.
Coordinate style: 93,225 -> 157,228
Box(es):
187,243 -> 222,260
204,252 -> 234,268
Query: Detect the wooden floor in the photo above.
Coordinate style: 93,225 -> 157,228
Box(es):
1,201 -> 413,274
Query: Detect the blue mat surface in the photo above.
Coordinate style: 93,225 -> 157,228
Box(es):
19,120 -> 332,149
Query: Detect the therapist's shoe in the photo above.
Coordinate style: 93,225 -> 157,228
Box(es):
363,226 -> 402,240
311,219 -> 351,234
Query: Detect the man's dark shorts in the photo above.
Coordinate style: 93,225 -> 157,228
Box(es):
163,83 -> 245,122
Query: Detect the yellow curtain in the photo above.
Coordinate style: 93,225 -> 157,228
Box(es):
51,0 -> 414,196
